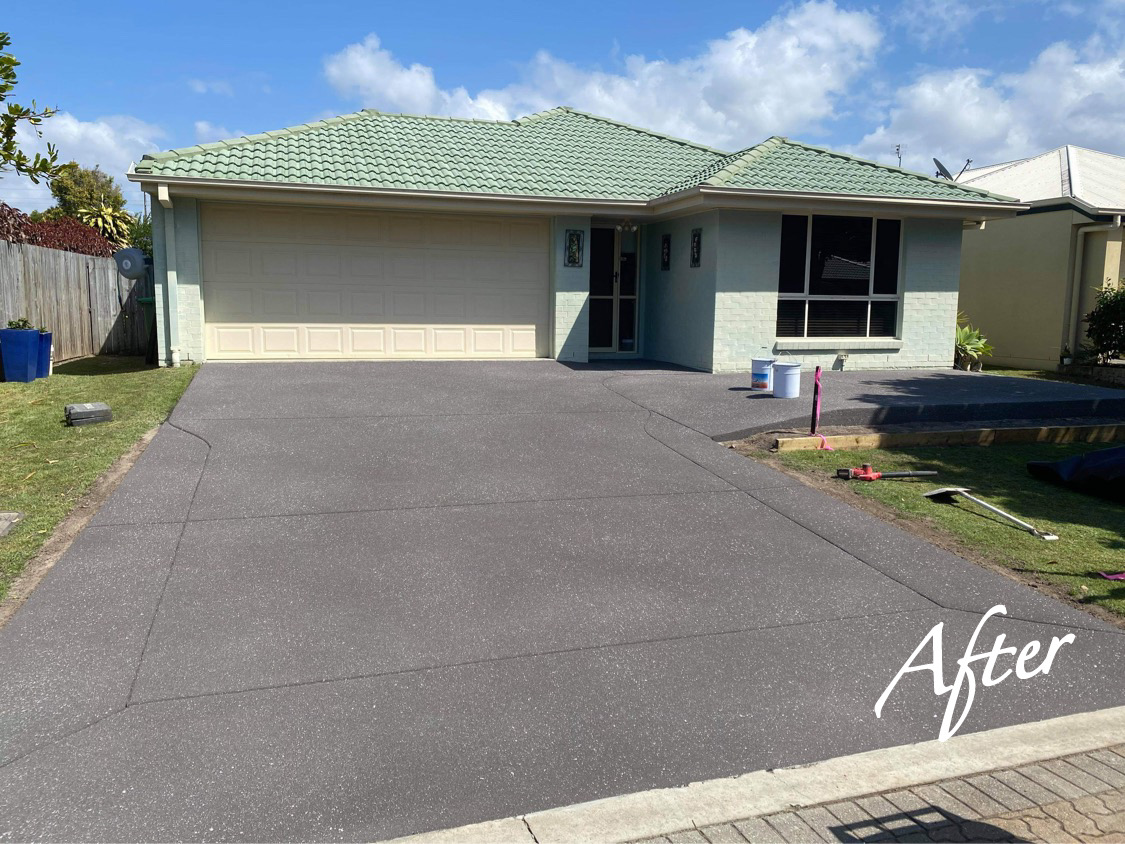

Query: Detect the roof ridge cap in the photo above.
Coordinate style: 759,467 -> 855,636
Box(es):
775,137 -> 1012,201
557,108 -> 730,155
138,110 -> 375,165
380,110 -> 520,125
1067,144 -> 1125,160
515,106 -> 572,125
704,137 -> 784,186
963,146 -> 1068,184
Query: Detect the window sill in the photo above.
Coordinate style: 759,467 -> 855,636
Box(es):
774,338 -> 904,351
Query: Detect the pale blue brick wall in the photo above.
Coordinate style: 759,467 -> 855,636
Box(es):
705,212 -> 963,372
150,201 -> 171,366
550,216 -> 590,363
713,210 -> 780,373
150,198 -> 204,365
173,198 -> 204,363
641,211 -> 717,371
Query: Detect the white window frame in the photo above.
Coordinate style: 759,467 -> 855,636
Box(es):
777,214 -> 904,339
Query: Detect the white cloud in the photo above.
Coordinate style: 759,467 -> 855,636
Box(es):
323,1 -> 882,149
0,113 -> 165,212
893,0 -> 1028,49
193,120 -> 244,143
851,36 -> 1125,174
188,78 -> 235,96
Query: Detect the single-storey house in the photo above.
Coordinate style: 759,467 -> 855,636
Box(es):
958,145 -> 1124,369
128,107 -> 1020,372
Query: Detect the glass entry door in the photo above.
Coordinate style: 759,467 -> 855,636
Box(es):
588,227 -> 638,353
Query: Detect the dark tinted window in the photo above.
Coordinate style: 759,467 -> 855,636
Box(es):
589,229 -> 615,297
808,301 -> 868,337
778,215 -> 808,293
809,216 -> 871,296
870,301 -> 898,336
776,299 -> 805,337
873,219 -> 901,295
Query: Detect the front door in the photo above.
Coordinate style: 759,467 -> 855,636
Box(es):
588,227 -> 638,353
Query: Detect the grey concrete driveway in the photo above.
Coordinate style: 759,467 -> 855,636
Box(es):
1,361 -> 1122,842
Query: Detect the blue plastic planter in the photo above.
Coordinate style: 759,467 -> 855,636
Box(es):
36,331 -> 52,379
0,329 -> 39,382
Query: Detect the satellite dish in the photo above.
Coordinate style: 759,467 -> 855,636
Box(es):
933,158 -> 954,180
113,248 -> 148,280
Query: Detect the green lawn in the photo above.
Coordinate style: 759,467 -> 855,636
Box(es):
981,363 -> 1125,389
775,442 -> 1125,618
0,356 -> 196,602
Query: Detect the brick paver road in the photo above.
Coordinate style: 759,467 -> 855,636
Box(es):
634,746 -> 1125,843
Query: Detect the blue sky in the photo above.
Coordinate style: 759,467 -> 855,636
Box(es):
3,0 -> 1125,212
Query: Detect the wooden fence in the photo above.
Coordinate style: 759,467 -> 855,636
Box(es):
0,240 -> 152,361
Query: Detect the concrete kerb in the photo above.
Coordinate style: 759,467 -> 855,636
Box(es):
386,705 -> 1125,844
710,397 -> 1125,441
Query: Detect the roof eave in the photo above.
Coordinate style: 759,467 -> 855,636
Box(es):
681,186 -> 1026,219
127,173 -> 1027,220
127,172 -> 653,215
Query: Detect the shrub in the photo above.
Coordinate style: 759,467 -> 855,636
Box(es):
0,200 -> 30,243
22,215 -> 114,257
1084,286 -> 1125,364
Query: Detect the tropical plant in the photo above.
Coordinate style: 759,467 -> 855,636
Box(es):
954,313 -> 993,371
76,204 -> 133,247
1083,286 -> 1125,364
0,32 -> 63,183
128,211 -> 152,256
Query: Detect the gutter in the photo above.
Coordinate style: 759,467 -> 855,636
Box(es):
127,169 -> 1025,220
693,185 -> 1024,215
1065,214 -> 1123,357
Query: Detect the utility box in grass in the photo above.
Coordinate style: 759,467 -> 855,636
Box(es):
65,402 -> 113,426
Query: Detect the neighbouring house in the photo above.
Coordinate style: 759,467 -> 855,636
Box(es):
958,145 -> 1125,369
128,108 -> 1020,372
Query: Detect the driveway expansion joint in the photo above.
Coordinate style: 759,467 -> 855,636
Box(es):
125,606 -> 927,709
125,418 -> 214,707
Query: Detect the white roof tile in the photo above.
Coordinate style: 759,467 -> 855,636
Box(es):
960,145 -> 1125,212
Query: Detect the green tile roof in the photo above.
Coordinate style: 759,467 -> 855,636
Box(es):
663,136 -> 1012,203
134,108 -> 723,201
134,108 -> 1012,205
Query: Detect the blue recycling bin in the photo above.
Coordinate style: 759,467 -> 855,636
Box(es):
0,328 -> 39,382
36,331 -> 52,378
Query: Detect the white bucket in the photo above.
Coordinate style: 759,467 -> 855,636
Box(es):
772,361 -> 802,398
750,358 -> 775,391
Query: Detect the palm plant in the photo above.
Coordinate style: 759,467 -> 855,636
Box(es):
75,204 -> 132,248
954,312 -> 994,371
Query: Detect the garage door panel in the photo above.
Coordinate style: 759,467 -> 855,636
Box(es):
391,292 -> 426,319
210,247 -> 252,279
262,327 -> 299,354
202,204 -> 548,360
260,251 -> 297,277
350,291 -> 385,317
307,327 -> 344,353
258,290 -> 299,317
307,291 -> 343,317
351,328 -> 386,353
304,252 -> 342,278
388,217 -> 424,244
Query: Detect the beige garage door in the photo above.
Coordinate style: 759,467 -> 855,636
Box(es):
200,203 -> 549,360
